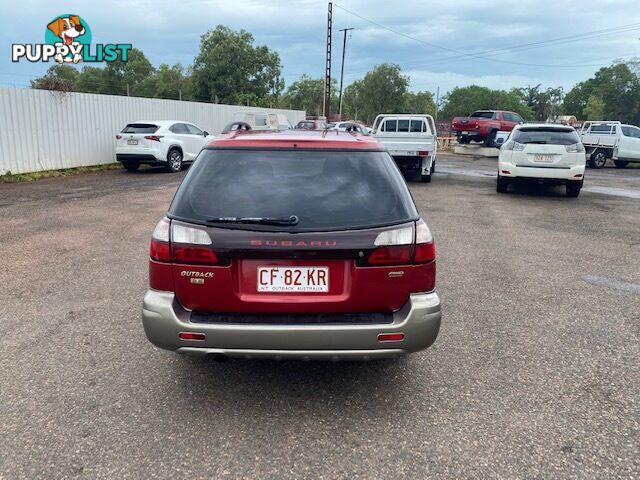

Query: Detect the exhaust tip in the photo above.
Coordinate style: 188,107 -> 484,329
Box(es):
208,353 -> 228,363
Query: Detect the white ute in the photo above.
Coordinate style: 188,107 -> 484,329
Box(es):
371,114 -> 438,182
579,121 -> 640,169
498,123 -> 586,197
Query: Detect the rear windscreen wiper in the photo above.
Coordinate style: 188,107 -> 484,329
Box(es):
206,215 -> 299,226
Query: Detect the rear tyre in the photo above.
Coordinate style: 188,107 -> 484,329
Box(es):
566,180 -> 582,198
165,148 -> 183,173
496,174 -> 509,193
457,134 -> 471,144
122,161 -> 139,172
588,149 -> 607,169
483,130 -> 497,147
614,160 -> 629,168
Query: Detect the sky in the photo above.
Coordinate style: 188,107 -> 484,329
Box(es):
1,0 -> 639,96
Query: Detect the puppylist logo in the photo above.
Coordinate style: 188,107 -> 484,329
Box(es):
12,15 -> 132,64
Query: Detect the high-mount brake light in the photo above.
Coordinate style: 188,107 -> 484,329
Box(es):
171,224 -> 219,265
149,218 -> 171,262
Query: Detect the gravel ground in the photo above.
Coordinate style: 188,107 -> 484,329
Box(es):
1,156 -> 638,479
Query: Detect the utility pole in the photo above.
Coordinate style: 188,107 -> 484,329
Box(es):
323,2 -> 333,119
338,27 -> 354,118
435,86 -> 440,121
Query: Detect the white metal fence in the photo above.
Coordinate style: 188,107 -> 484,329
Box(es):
0,87 -> 305,175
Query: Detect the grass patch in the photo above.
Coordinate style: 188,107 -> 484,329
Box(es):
0,163 -> 121,183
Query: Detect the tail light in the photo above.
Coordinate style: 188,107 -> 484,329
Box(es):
115,134 -> 122,140
150,218 -> 171,262
502,141 -> 525,151
366,220 -> 436,266
365,220 -> 436,292
171,223 -> 218,265
149,218 -> 219,265
367,225 -> 413,265
565,143 -> 585,153
144,135 -> 163,142
413,219 -> 435,264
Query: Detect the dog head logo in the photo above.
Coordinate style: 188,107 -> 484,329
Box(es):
45,14 -> 91,64
12,15 -> 131,64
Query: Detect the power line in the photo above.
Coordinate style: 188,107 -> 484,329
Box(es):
333,4 -> 640,68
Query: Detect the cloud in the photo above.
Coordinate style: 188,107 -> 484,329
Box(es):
1,0 -> 638,92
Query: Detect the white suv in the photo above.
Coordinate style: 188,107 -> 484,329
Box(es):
497,124 -> 586,197
115,121 -> 213,173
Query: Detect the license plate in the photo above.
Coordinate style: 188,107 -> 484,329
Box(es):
534,154 -> 553,163
257,267 -> 329,292
127,139 -> 138,145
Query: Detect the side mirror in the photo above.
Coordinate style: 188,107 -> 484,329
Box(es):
203,131 -> 210,136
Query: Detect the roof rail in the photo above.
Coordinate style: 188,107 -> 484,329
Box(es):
221,121 -> 252,135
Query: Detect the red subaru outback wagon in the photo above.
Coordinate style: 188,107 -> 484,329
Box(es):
142,129 -> 441,360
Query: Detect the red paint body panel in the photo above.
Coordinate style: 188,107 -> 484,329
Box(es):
172,259 -> 424,314
149,260 -> 174,291
208,130 -> 383,150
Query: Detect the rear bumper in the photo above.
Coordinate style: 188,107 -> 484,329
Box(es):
141,290 -> 442,360
499,163 -> 585,181
392,155 -> 434,174
116,153 -> 165,165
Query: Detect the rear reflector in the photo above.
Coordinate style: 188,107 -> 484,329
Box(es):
179,332 -> 206,341
417,150 -> 429,156
378,333 -> 405,342
501,170 -> 511,175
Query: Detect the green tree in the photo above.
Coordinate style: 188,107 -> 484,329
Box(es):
280,75 -> 337,116
102,48 -> 155,96
515,84 -> 564,121
584,95 -> 605,120
148,63 -> 192,100
348,63 -> 409,124
564,60 -> 640,122
439,85 -> 533,120
31,64 -> 79,91
75,66 -> 109,94
192,25 -> 283,105
403,91 -> 436,116
341,80 -> 363,121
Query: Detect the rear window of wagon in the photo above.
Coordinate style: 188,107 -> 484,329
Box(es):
121,123 -> 159,134
513,128 -> 580,145
169,149 -> 419,232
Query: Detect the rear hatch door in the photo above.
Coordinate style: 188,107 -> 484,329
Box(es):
170,222 -> 416,314
117,123 -> 159,150
166,147 -> 422,314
